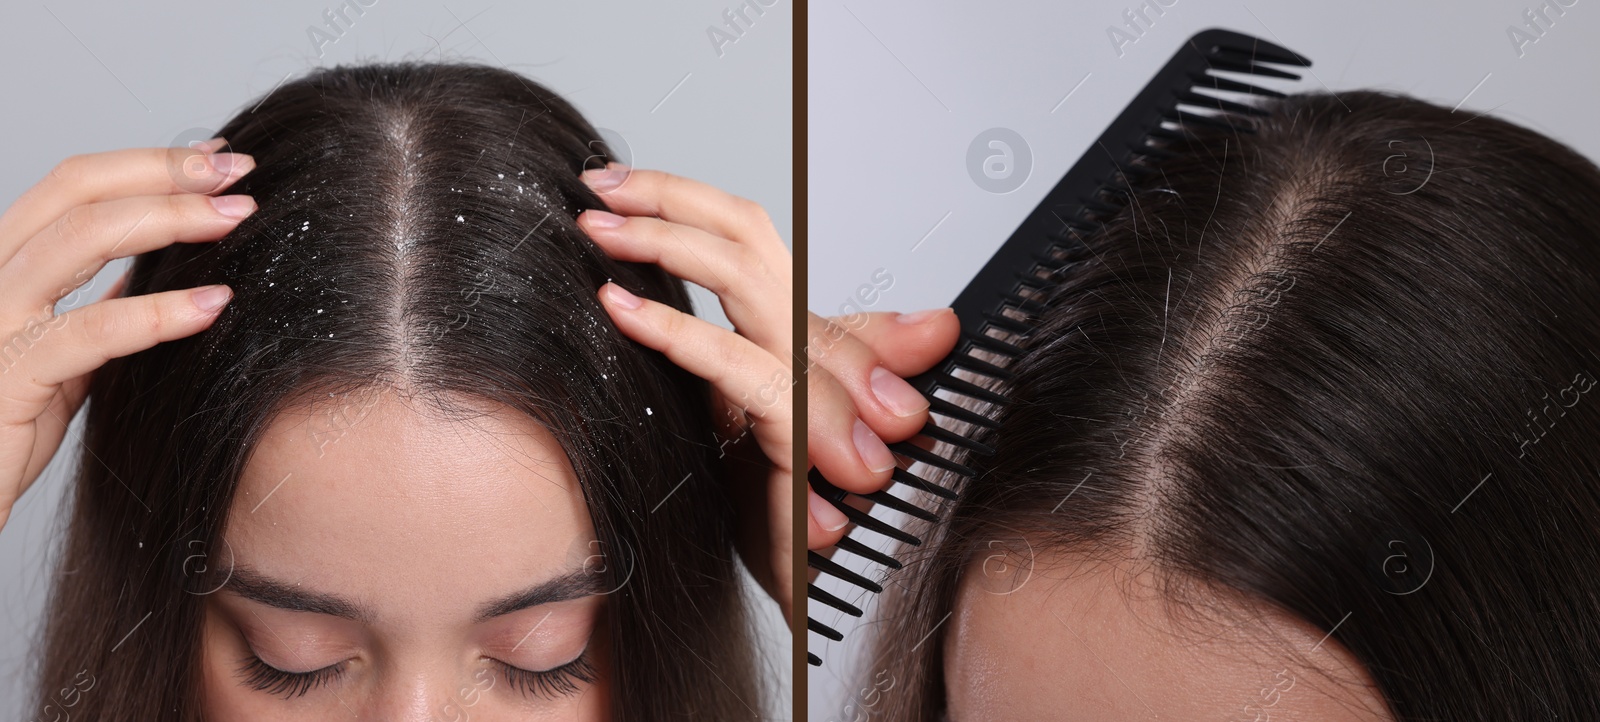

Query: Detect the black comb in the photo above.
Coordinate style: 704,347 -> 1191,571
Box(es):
806,28 -> 1313,667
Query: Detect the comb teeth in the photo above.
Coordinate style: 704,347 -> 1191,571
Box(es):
927,395 -> 999,432
892,465 -> 960,500
1171,109 -> 1251,132
1130,142 -> 1179,159
932,373 -> 1011,407
807,27 -> 1311,667
1175,90 -> 1271,117
979,312 -> 1030,337
919,419 -> 997,454
1147,125 -> 1189,142
809,617 -> 844,642
809,583 -> 864,617
1192,72 -> 1289,98
1204,56 -> 1302,80
810,550 -> 884,595
1209,40 -> 1312,68
1078,198 -> 1124,216
962,330 -> 1026,357
835,535 -> 905,570
949,351 -> 1016,381
1000,292 -> 1047,314
835,497 -> 923,545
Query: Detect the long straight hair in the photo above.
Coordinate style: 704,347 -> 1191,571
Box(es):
868,91 -> 1600,720
34,62 -> 761,720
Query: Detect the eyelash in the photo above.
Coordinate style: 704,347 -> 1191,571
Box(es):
236,651 -> 595,702
497,652 -> 597,700
237,655 -> 347,699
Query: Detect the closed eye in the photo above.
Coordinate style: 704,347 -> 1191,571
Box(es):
496,649 -> 596,700
237,654 -> 348,699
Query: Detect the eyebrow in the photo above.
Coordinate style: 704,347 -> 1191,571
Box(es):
223,566 -> 603,624
473,569 -> 606,623
226,565 -> 372,623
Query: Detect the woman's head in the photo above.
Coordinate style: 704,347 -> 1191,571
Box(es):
38,62 -> 758,719
871,90 -> 1600,719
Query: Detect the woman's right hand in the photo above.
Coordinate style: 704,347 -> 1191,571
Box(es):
0,140 -> 256,531
805,309 -> 961,549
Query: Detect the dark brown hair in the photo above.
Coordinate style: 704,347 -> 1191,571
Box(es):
868,90 -> 1600,719
34,62 -> 762,720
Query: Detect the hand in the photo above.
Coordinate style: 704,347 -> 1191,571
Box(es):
805,310 -> 960,549
581,163 -> 795,621
0,140 -> 255,532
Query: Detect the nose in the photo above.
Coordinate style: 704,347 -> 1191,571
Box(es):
364,669 -> 472,722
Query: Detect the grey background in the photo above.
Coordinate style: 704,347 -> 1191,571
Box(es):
806,0 -> 1600,718
0,1 -> 792,718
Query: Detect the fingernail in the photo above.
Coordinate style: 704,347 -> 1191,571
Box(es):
853,419 -> 896,474
209,194 -> 256,219
210,152 -> 253,177
191,284 -> 233,312
601,282 -> 643,310
809,488 -> 850,532
190,137 -> 228,153
581,165 -> 628,191
897,307 -> 952,325
870,366 -> 929,418
583,209 -> 626,228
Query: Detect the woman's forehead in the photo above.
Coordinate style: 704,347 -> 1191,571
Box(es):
944,550 -> 1391,721
226,388 -> 592,622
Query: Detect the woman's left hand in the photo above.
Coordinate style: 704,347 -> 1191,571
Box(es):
581,163 -> 794,622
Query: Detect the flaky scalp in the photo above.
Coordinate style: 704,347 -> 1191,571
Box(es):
36,63 -> 761,720
869,91 -> 1600,720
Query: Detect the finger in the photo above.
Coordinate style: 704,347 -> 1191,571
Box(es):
97,269 -> 130,302
0,193 -> 254,315
809,487 -> 880,551
820,308 -> 960,378
807,360 -> 896,495
0,285 -> 233,417
805,311 -> 930,444
20,376 -> 89,487
580,209 -> 791,358
580,165 -> 786,261
710,389 -> 755,442
808,486 -> 853,549
0,145 -> 254,266
596,282 -> 792,471
725,439 -> 793,621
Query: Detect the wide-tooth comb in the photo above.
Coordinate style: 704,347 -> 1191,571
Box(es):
806,28 -> 1313,667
